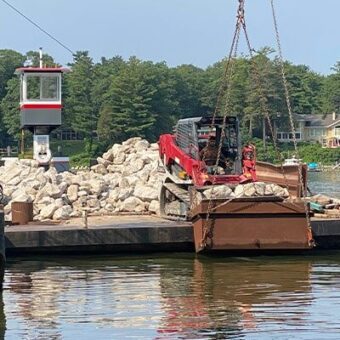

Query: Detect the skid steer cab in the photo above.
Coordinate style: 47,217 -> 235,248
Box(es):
159,116 -> 257,186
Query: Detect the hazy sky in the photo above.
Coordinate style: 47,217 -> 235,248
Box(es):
0,0 -> 338,74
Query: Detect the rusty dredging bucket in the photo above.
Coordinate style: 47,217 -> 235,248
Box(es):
191,197 -> 313,253
11,202 -> 33,225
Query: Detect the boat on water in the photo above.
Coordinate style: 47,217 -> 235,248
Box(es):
283,156 -> 302,166
307,162 -> 322,172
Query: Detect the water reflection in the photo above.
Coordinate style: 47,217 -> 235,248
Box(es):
2,255 -> 340,339
157,258 -> 313,338
0,293 -> 5,339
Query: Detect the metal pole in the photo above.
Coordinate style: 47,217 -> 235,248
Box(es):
21,129 -> 24,155
39,47 -> 43,68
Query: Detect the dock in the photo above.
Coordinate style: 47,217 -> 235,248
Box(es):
5,216 -> 193,255
4,215 -> 340,255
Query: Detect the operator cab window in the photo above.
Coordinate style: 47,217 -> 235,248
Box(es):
197,126 -> 216,151
25,74 -> 60,101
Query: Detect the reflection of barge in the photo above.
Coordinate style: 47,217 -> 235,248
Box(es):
158,257 -> 312,337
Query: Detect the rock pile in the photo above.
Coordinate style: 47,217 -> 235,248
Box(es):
203,182 -> 290,200
0,138 -> 163,222
189,182 -> 290,209
0,137 -> 292,223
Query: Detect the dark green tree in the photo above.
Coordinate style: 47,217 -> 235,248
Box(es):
97,105 -> 114,148
0,50 -> 25,144
1,77 -> 20,138
64,51 -> 95,151
321,62 -> 340,114
107,57 -> 156,141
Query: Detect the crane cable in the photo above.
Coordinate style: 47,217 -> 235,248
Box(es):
238,4 -> 291,194
200,0 -> 296,250
210,3 -> 243,127
0,0 -> 75,55
270,0 -> 313,244
200,0 -> 244,251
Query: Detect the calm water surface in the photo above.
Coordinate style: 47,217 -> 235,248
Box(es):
2,172 -> 340,339
2,254 -> 340,339
308,171 -> 340,198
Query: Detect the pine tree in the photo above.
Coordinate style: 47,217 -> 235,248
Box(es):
108,57 -> 156,142
64,51 -> 95,151
1,78 -> 20,138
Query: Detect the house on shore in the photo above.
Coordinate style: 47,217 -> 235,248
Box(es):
276,112 -> 340,148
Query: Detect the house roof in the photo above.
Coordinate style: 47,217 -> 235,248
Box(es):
293,113 -> 340,128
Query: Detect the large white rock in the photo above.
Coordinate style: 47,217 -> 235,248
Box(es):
37,196 -> 55,205
118,177 -> 130,188
117,188 -> 133,201
271,184 -> 289,198
4,204 -> 11,215
103,174 -> 120,188
204,185 -> 233,199
120,197 -> 145,212
55,198 -> 64,208
44,167 -> 58,184
67,184 -> 79,202
87,198 -> 100,209
108,188 -> 120,202
243,183 -> 256,197
122,137 -> 142,146
43,182 -> 64,199
150,143 -> 159,151
111,144 -> 128,164
134,185 -> 159,201
53,205 -> 73,220
102,149 -> 114,161
148,200 -> 160,213
78,190 -> 88,197
11,188 -> 28,200
107,164 -> 123,173
125,175 -> 140,187
97,157 -> 111,167
7,176 -> 22,186
254,182 -> 266,196
40,204 -> 58,219
2,186 -> 16,198
91,164 -> 107,175
88,179 -> 107,195
104,203 -> 114,212
12,193 -> 32,203
135,140 -> 150,152
1,165 -> 22,183
264,184 -> 274,196
234,185 -> 244,197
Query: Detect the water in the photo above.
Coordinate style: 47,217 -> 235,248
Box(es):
2,254 -> 340,339
1,172 -> 340,339
308,171 -> 340,198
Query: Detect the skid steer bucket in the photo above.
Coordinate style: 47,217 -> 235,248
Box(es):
191,197 -> 314,253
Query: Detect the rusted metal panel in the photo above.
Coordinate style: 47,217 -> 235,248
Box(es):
256,161 -> 307,198
192,199 -> 307,216
192,201 -> 313,253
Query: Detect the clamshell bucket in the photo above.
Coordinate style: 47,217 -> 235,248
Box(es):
191,197 -> 314,253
